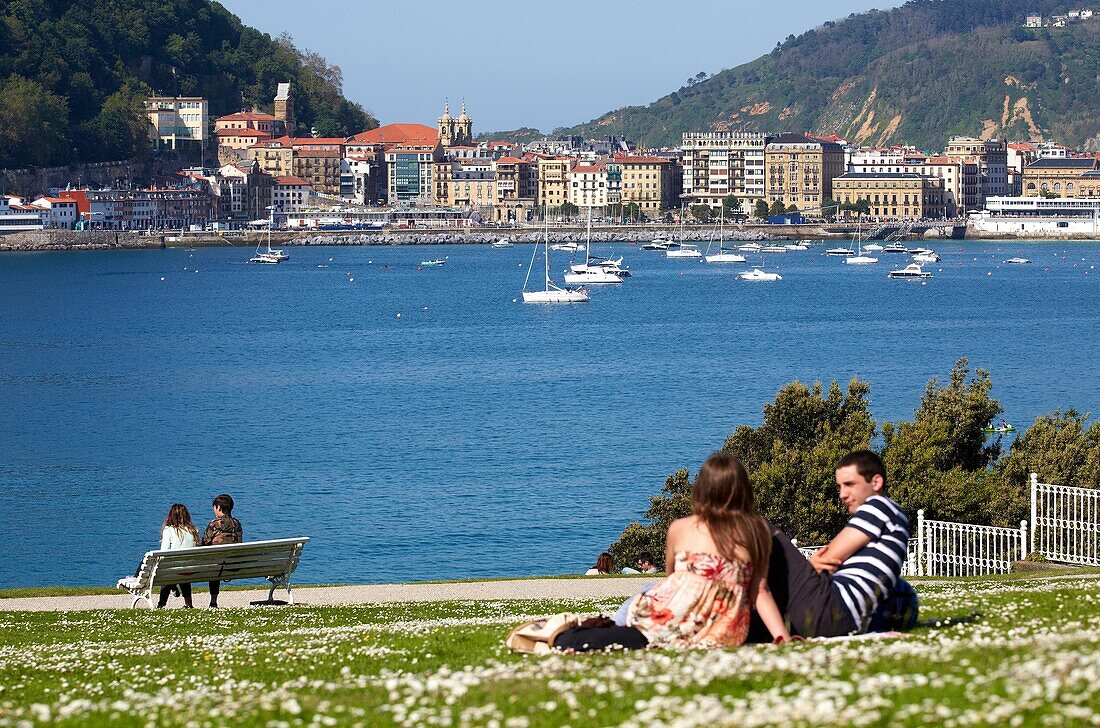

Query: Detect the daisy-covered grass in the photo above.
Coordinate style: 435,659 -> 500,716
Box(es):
1,574 -> 1098,726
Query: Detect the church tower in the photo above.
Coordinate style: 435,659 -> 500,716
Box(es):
274,82 -> 295,136
438,100 -> 455,147
455,99 -> 473,146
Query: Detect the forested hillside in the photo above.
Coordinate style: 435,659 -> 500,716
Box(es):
0,0 -> 377,168
560,0 -> 1100,150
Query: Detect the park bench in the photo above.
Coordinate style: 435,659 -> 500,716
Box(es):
116,537 -> 309,608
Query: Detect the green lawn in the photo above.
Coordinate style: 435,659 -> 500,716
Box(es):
1,574 -> 1098,726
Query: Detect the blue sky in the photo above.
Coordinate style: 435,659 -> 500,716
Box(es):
218,0 -> 903,134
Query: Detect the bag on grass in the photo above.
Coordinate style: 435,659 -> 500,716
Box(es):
505,613 -> 579,654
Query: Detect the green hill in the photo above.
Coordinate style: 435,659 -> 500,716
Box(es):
0,0 -> 377,168
559,0 -> 1100,150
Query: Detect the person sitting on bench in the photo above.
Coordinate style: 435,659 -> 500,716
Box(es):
157,504 -> 199,609
200,493 -> 242,608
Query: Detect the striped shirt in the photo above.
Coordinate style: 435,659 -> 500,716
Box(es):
830,495 -> 910,631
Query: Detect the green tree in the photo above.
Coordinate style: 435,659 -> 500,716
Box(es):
689,204 -> 715,222
754,199 -> 770,219
555,201 -> 579,218
608,468 -> 692,568
881,358 -> 1002,523
722,195 -> 739,216
768,200 -> 787,216
0,75 -> 70,166
991,410 -> 1100,526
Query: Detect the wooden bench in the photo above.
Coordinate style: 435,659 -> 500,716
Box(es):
116,537 -> 309,608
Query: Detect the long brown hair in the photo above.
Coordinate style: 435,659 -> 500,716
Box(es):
691,454 -> 771,582
594,552 -> 614,574
163,503 -> 200,542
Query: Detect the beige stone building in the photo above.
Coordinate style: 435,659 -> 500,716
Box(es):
918,156 -> 980,217
1021,158 -> 1100,197
433,159 -> 495,209
832,173 -> 946,219
764,133 -> 845,212
145,96 -> 208,151
493,157 -> 536,222
537,158 -> 572,211
944,137 -> 1009,202
615,154 -> 674,217
246,138 -> 294,177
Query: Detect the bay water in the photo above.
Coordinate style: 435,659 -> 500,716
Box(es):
1,240 -> 1097,587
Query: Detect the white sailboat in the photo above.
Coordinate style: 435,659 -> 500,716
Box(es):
564,208 -> 622,284
845,221 -> 878,265
667,204 -> 702,258
705,209 -> 746,263
522,213 -> 589,303
248,208 -> 287,264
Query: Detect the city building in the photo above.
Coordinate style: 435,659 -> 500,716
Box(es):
274,82 -> 295,136
615,154 -> 675,217
342,152 -> 385,205
493,156 -> 536,222
57,188 -> 214,230
144,96 -> 209,151
971,196 -> 1100,235
0,195 -> 46,231
291,138 -> 345,196
214,110 -> 280,164
832,173 -> 947,219
272,176 -> 312,213
1025,13 -> 1043,26
569,163 -> 608,209
204,160 -> 274,221
945,137 -> 1009,204
385,144 -> 440,204
764,133 -> 845,212
246,138 -> 294,178
681,131 -> 770,213
1022,157 -> 1100,197
919,156 -> 979,217
30,197 -> 79,229
536,158 -> 572,212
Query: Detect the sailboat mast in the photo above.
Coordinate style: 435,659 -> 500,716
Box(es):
544,212 -> 551,291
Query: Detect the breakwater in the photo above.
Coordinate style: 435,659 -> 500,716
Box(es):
290,228 -> 780,246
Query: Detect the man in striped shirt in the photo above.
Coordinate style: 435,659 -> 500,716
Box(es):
751,450 -> 911,638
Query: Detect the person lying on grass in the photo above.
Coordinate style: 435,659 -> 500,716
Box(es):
551,453 -> 791,652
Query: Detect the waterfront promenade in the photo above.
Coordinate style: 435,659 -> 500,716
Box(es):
0,576 -> 649,612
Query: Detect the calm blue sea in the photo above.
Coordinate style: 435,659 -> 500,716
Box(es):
1,240 -> 1098,588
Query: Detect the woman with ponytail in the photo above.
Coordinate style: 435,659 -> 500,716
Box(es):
552,453 -> 789,651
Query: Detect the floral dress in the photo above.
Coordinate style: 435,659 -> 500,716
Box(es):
627,551 -> 753,649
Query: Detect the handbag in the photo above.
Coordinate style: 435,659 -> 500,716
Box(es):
504,613 -> 580,654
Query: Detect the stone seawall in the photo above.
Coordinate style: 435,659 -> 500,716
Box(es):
291,229 -> 780,246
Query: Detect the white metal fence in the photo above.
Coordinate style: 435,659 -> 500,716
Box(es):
791,539 -> 919,577
917,510 -> 1027,576
1031,473 -> 1100,566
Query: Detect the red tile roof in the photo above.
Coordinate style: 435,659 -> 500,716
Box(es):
293,137 -> 346,146
571,164 -> 604,173
348,123 -> 439,146
495,156 -> 527,164
613,154 -> 670,164
275,176 -> 311,186
217,111 -> 277,122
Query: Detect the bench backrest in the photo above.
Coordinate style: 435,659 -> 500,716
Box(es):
134,537 -> 309,589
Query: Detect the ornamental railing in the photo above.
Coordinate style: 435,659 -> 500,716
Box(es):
917,510 -> 1027,577
791,539 -> 919,577
1031,474 -> 1100,566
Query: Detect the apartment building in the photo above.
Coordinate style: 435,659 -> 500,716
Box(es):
272,176 -> 312,213
681,131 -> 769,213
569,163 -> 608,208
144,96 -> 208,151
832,173 -> 946,219
945,137 -> 1009,203
493,156 -> 536,222
537,158 -> 572,211
386,145 -> 439,204
615,154 -> 675,217
292,138 -> 345,196
919,157 -> 979,217
764,133 -> 845,212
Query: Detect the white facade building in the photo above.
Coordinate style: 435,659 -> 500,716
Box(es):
569,164 -> 608,208
681,131 -> 769,213
970,196 -> 1100,236
144,96 -> 209,150
31,197 -> 79,229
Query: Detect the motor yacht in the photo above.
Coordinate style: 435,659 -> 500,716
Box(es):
882,242 -> 910,254
912,252 -> 940,264
739,268 -> 782,281
784,243 -> 809,251
909,247 -> 934,255
888,263 -> 932,279
738,242 -> 763,252
761,245 -> 788,253
642,237 -> 672,251
826,246 -> 855,256
863,243 -> 884,252
550,242 -> 584,252
420,258 -> 447,267
1004,257 -> 1032,264
706,251 -> 747,263
563,268 -> 623,285
492,238 -> 513,248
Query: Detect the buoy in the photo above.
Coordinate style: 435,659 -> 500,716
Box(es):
368,260 -> 373,264
349,277 -> 355,282
160,276 -> 165,281
396,312 -> 402,318
512,298 -> 518,303
987,272 -> 992,276
421,306 -> 428,311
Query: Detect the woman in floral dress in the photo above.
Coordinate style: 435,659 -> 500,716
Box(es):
554,454 -> 790,651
